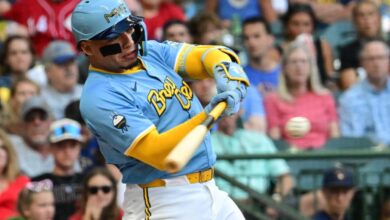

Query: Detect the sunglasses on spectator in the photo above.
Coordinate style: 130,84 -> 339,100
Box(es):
88,185 -> 112,194
51,124 -> 81,139
25,179 -> 53,192
25,111 -> 48,123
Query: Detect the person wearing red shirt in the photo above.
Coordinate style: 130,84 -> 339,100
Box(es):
0,129 -> 29,220
2,0 -> 79,56
264,42 -> 339,149
140,0 -> 185,41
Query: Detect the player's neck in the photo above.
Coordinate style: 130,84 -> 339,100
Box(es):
90,61 -> 143,74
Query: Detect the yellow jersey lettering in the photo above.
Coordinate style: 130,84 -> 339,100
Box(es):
180,81 -> 193,100
147,77 -> 194,116
163,78 -> 176,98
174,89 -> 191,110
147,90 -> 166,116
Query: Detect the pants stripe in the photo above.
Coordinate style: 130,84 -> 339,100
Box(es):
143,188 -> 152,220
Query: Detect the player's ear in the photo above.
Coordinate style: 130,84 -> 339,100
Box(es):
80,41 -> 93,56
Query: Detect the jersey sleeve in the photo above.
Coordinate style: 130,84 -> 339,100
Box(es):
146,40 -> 185,70
81,84 -> 154,155
147,41 -> 243,81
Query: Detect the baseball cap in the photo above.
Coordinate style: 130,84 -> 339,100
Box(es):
323,167 -> 355,188
42,40 -> 77,65
21,96 -> 51,121
49,118 -> 83,144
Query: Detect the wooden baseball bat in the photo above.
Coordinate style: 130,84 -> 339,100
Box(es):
164,102 -> 227,173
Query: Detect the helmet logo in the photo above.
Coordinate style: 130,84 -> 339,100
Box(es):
104,3 -> 128,23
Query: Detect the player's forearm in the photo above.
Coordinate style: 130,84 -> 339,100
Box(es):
125,111 -> 207,170
175,44 -> 240,80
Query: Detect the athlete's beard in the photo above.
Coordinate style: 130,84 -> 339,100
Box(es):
120,59 -> 139,70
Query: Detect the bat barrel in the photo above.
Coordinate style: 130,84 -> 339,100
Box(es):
164,102 -> 227,173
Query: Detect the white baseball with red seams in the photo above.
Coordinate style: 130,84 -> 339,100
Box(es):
285,116 -> 311,138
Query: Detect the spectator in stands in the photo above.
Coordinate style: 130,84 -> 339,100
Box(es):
313,167 -> 356,220
0,36 -> 35,89
32,118 -> 83,220
0,129 -> 30,220
190,78 -> 266,133
211,114 -> 293,208
12,179 -> 55,220
339,39 -> 390,146
289,0 -> 356,25
9,96 -> 54,177
162,20 -> 193,43
204,0 -> 277,28
1,0 -> 79,56
1,78 -> 40,135
264,42 -> 339,149
243,16 -> 282,95
0,0 -> 11,15
240,86 -> 267,133
124,0 -> 141,14
188,12 -> 224,45
189,78 -> 215,107
69,167 -> 123,220
338,1 -> 383,72
65,100 -> 100,168
281,3 -> 335,86
338,68 -> 359,93
139,0 -> 185,41
40,40 -> 82,120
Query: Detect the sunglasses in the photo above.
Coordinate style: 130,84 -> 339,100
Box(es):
25,110 -> 48,122
88,185 -> 112,194
51,124 -> 81,140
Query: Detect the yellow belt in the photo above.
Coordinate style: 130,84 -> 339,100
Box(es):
139,168 -> 214,188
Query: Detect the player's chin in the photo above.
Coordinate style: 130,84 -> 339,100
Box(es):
119,59 -> 139,70
120,55 -> 137,64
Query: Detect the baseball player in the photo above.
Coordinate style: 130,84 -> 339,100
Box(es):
71,0 -> 249,219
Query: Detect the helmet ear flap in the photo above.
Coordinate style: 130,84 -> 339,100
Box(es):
134,19 -> 147,56
139,41 -> 147,56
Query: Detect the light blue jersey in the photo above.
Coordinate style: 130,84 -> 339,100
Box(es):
80,41 -> 216,184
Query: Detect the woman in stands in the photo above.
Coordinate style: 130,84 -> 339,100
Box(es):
281,3 -> 335,87
69,167 -> 123,220
264,42 -> 339,150
0,128 -> 30,219
0,36 -> 36,88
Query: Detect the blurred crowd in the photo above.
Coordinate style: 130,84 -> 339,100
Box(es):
0,0 -> 389,220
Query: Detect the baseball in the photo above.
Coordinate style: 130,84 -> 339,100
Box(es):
285,117 -> 311,138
